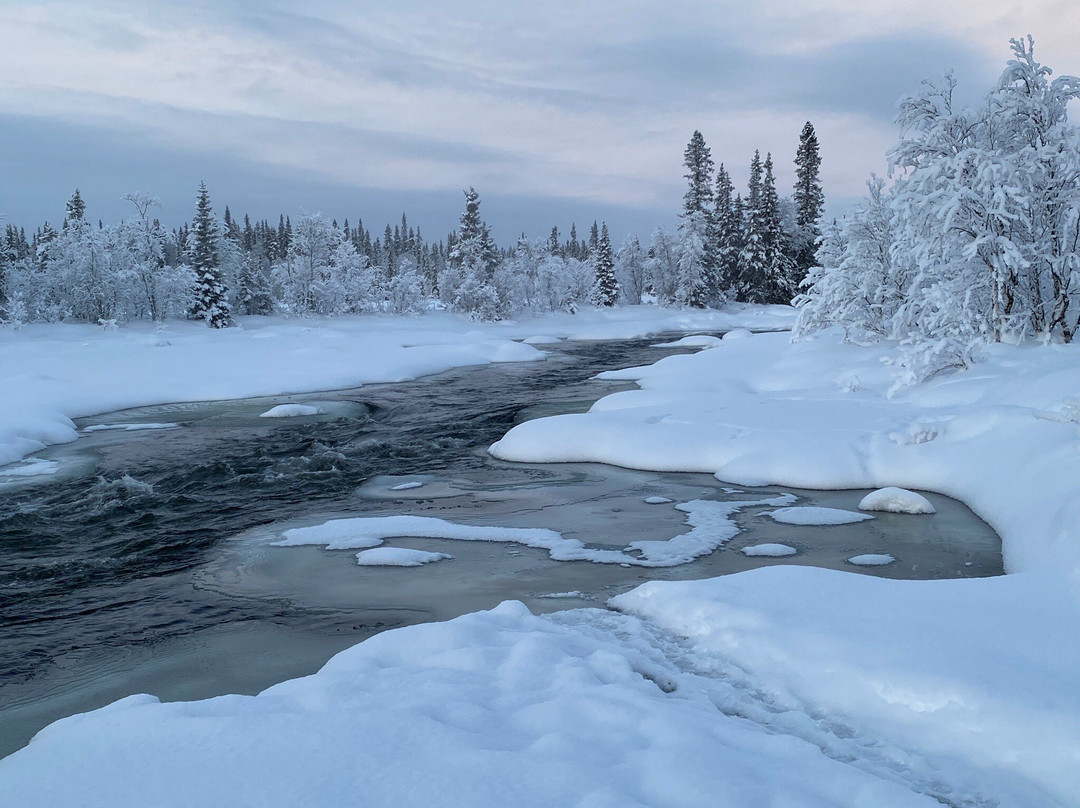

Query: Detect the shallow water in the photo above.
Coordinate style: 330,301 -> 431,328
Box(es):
0,335 -> 1002,758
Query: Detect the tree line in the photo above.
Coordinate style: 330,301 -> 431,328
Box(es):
0,126 -> 823,327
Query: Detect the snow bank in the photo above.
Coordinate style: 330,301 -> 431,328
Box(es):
490,328 -> 1080,576
612,567 -> 1080,806
650,334 -> 722,348
643,495 -> 672,504
259,404 -> 323,418
859,487 -> 936,514
354,548 -> 452,567
764,506 -> 873,525
0,305 -> 793,470
741,543 -> 798,557
0,601 -> 944,808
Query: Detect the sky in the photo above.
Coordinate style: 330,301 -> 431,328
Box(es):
1,0 -> 1078,244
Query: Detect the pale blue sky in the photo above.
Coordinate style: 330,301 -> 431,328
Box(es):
0,1 -> 1073,242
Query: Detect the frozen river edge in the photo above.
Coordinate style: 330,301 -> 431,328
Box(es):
2,308 -> 1080,807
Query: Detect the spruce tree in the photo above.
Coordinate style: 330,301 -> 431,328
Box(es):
64,189 -> 86,227
676,130 -> 716,307
738,151 -> 769,302
713,163 -> 740,298
190,181 -> 231,327
761,153 -> 792,303
590,221 -> 618,306
793,121 -> 824,288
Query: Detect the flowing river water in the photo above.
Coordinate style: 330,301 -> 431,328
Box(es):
0,334 -> 1003,758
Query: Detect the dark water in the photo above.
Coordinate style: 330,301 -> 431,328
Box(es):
0,335 -> 1003,758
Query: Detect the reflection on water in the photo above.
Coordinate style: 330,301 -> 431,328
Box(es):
0,335 -> 1002,758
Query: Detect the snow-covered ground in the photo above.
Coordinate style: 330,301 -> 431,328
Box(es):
4,312 -> 1080,807
0,304 -> 791,468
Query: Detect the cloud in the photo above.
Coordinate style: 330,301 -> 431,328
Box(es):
0,0 -> 1075,237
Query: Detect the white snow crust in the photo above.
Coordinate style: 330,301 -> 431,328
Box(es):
859,487 -> 936,514
389,481 -> 425,491
848,553 -> 896,566
259,404 -> 323,418
354,547 -> 452,567
650,334 -> 722,348
741,543 -> 798,557
272,501 -> 791,568
82,422 -> 179,432
644,495 -> 672,504
765,506 -> 874,525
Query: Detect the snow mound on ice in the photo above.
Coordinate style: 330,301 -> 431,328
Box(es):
259,404 -> 322,418
522,335 -> 562,345
742,543 -> 798,557
354,547 -> 452,566
390,481 -> 425,491
859,487 -> 936,514
722,328 -> 752,341
848,554 -> 895,566
765,506 -> 873,525
644,495 -> 673,504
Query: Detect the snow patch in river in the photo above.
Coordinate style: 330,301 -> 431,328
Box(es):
764,506 -> 874,526
259,404 -> 323,418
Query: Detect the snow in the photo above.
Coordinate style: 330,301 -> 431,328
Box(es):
81,422 -> 180,432
0,458 -> 60,477
0,306 -> 793,470
847,553 -> 896,566
534,590 -> 593,600
650,334 -> 722,348
0,599 -> 945,808
272,500 -> 792,568
860,487 -> 936,514
258,403 -> 323,418
389,481 -> 425,491
521,335 -> 562,344
643,495 -> 672,504
741,543 -> 798,557
354,547 -> 453,567
10,308 -> 1080,806
488,327 -> 1080,576
764,506 -> 874,525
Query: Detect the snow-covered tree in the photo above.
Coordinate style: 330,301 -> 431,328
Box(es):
443,187 -> 502,319
791,122 -> 824,288
189,182 -> 231,327
713,163 -> 741,298
614,235 -> 647,304
589,222 -> 618,306
676,130 -> 715,307
644,227 -> 679,304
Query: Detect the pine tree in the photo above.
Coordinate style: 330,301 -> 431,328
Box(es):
64,189 -> 86,227
761,153 -> 792,302
738,151 -> 769,302
676,130 -> 716,307
590,222 -> 618,306
792,121 -> 824,288
713,163 -> 740,298
190,182 -> 231,327
445,187 -> 501,318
